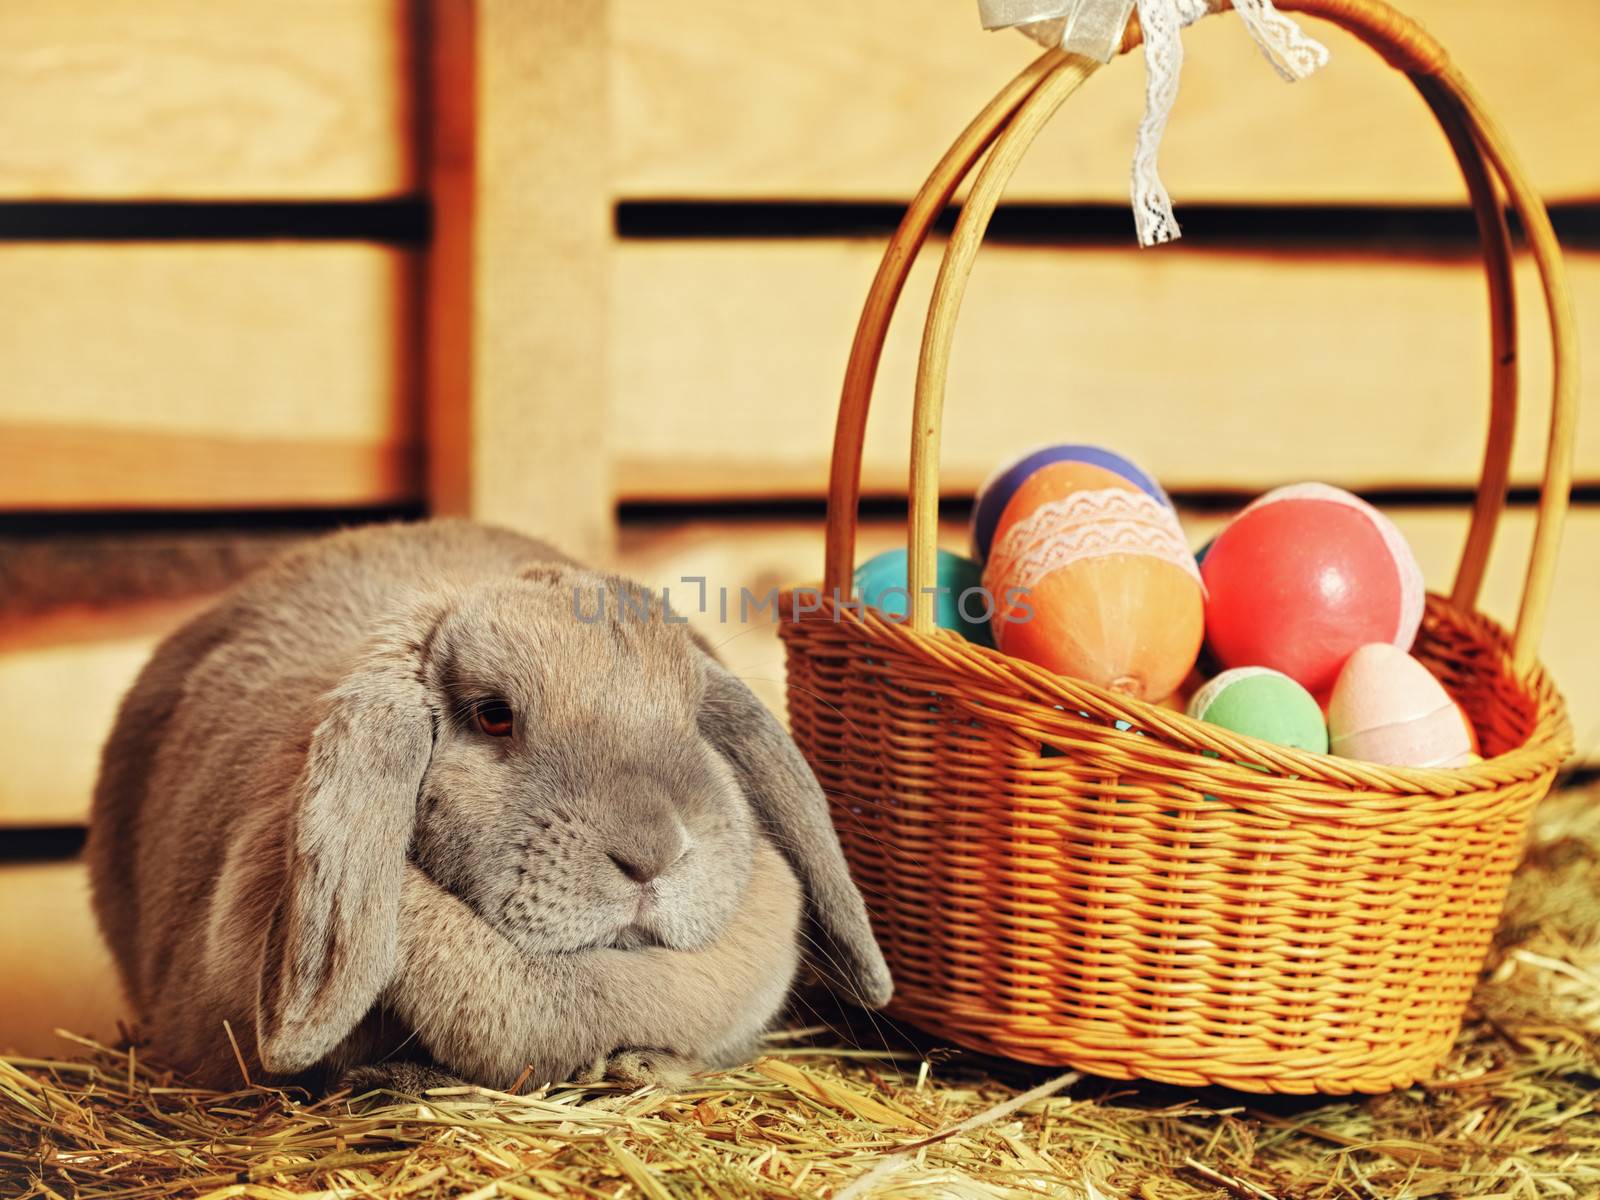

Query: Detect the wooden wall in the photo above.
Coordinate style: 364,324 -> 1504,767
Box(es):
0,0 -> 423,512
612,1 -> 1600,203
2,0 -> 1597,1055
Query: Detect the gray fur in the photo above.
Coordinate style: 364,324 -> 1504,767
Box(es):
85,519 -> 890,1089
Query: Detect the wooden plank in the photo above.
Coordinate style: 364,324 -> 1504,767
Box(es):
612,241 -> 1600,497
0,425 -> 418,510
2,505 -> 1592,830
0,244 -> 419,508
0,0 -> 416,199
426,0 -> 614,561
0,862 -> 125,1056
613,0 -> 1600,203
0,600 -> 204,829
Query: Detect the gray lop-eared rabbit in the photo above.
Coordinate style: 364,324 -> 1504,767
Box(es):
87,520 -> 891,1091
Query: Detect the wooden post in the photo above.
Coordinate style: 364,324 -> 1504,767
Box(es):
425,0 -> 613,559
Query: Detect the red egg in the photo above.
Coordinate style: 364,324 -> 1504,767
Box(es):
985,471 -> 1203,702
1201,483 -> 1424,694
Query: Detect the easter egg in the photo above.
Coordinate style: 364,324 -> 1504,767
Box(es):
1326,643 -> 1475,768
971,444 -> 1171,563
853,547 -> 995,645
991,462 -> 1152,545
1187,666 -> 1329,753
1201,482 -> 1424,694
984,478 -> 1202,701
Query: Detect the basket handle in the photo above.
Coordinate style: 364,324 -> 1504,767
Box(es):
823,0 -> 1577,674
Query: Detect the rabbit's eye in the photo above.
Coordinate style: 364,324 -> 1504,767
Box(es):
474,699 -> 514,738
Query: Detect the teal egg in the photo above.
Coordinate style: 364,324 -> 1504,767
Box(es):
853,548 -> 995,646
1187,666 -> 1328,753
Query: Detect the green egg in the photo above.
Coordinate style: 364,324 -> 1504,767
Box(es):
853,548 -> 995,646
1188,666 -> 1328,753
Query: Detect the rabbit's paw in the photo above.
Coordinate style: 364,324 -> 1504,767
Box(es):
338,1061 -> 466,1096
578,1047 -> 701,1089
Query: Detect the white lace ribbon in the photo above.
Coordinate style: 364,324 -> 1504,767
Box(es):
981,488 -> 1204,598
978,0 -> 1330,246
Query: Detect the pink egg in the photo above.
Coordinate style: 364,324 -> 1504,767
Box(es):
1326,643 -> 1475,768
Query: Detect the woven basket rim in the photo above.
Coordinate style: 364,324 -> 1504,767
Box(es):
779,588 -> 1571,799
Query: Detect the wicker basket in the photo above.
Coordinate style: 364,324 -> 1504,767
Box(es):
779,0 -> 1577,1095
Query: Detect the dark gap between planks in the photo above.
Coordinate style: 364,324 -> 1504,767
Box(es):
4,489 -> 1589,540
617,199 -> 1600,253
1,827 -> 88,863
0,507 -> 424,538
0,200 -> 430,243
619,485 -> 1600,527
5,199 -> 1596,250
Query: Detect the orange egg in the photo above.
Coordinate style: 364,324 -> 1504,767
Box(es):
984,468 -> 1203,702
993,461 -> 1139,532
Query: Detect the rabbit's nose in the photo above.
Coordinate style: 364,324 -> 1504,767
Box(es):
606,830 -> 688,886
608,850 -> 659,884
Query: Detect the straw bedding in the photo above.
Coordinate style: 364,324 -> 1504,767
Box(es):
5,782 -> 1598,1200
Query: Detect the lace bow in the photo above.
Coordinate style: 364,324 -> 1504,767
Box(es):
977,0 -> 1329,246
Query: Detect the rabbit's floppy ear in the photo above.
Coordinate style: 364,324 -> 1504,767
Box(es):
698,658 -> 892,1008
256,604 -> 445,1075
